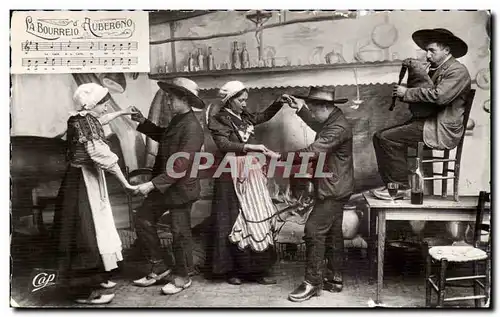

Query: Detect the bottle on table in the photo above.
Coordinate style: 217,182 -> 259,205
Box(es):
409,157 -> 424,205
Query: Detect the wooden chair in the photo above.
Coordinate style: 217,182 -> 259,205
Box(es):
409,89 -> 476,201
424,191 -> 490,307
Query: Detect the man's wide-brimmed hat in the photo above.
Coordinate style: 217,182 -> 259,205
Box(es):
157,77 -> 205,109
412,28 -> 468,58
293,86 -> 348,105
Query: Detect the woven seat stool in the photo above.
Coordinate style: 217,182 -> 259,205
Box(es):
425,191 -> 490,307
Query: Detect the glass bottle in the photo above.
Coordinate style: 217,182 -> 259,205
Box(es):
232,41 -> 241,69
197,48 -> 204,71
240,42 -> 250,69
187,52 -> 194,72
409,158 -> 424,205
207,46 -> 215,71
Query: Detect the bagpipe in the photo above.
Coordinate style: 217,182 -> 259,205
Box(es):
389,58 -> 433,114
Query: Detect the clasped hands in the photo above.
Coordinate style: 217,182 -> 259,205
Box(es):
277,94 -> 306,110
125,181 -> 155,197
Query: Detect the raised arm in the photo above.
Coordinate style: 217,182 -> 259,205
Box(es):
249,98 -> 285,125
99,106 -> 136,125
130,107 -> 166,142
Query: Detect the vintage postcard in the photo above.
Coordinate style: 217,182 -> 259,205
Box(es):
9,9 -> 491,308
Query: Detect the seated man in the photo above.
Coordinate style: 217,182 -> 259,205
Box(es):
373,28 -> 471,200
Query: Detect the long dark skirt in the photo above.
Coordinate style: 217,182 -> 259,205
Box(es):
48,166 -> 115,291
206,176 -> 276,278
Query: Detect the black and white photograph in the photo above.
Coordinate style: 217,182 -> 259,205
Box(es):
8,7 -> 492,308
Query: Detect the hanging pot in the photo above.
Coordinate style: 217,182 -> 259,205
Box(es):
371,23 -> 399,49
476,68 -> 490,90
483,99 -> 490,113
342,205 -> 360,239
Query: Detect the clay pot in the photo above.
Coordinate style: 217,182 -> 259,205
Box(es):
342,205 -> 360,239
446,221 -> 468,241
409,220 -> 426,235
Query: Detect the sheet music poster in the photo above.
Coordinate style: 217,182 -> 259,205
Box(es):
11,11 -> 150,74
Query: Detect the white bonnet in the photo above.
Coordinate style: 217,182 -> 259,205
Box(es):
218,81 -> 247,104
73,83 -> 109,110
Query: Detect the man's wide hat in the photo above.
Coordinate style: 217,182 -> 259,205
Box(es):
157,77 -> 205,109
293,86 -> 348,105
412,28 -> 468,58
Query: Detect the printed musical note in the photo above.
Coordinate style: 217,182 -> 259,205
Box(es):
19,40 -> 139,52
21,56 -> 139,69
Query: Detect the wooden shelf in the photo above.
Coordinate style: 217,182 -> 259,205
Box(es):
148,60 -> 404,90
149,60 -> 403,80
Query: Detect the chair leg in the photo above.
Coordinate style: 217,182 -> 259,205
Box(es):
473,261 -> 481,307
485,258 -> 491,307
441,150 -> 450,198
453,163 -> 460,201
425,252 -> 433,307
437,259 -> 448,307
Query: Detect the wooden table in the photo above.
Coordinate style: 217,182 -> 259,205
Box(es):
363,192 -> 491,304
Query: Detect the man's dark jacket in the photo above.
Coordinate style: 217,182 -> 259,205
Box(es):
137,110 -> 204,206
288,106 -> 354,200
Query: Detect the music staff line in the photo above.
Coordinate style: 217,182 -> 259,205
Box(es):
21,56 -> 139,67
22,40 -> 139,52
